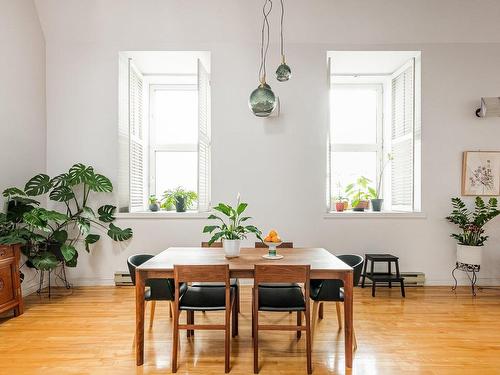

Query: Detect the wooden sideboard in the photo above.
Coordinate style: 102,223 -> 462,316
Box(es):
0,244 -> 23,317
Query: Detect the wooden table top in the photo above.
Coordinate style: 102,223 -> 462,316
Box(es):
137,247 -> 352,279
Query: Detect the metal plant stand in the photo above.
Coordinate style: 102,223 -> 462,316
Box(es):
36,263 -> 72,298
451,262 -> 479,297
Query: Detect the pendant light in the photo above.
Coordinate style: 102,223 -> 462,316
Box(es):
249,0 -> 277,117
275,0 -> 291,82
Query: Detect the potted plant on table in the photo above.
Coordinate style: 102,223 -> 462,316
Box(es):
0,163 -> 133,273
446,196 -> 500,268
203,195 -> 262,258
167,187 -> 198,212
345,176 -> 375,212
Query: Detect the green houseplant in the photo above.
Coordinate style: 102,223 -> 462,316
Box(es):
203,195 -> 262,258
446,196 -> 499,266
169,187 -> 198,212
161,189 -> 176,211
345,176 -> 376,212
0,163 -> 133,271
370,153 -> 393,212
148,195 -> 160,212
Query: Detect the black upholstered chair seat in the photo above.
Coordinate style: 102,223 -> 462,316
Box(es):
310,280 -> 344,301
180,285 -> 235,311
258,286 -> 306,311
144,280 -> 187,301
260,282 -> 300,288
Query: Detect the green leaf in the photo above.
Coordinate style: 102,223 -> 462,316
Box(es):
42,210 -> 69,224
203,225 -> 219,233
107,223 -> 133,241
213,203 -> 232,217
24,174 -> 52,196
50,173 -> 70,187
208,231 -> 225,245
84,234 -> 100,252
8,196 -> 40,206
49,185 -> 75,202
60,244 -> 77,262
98,205 -> 116,223
81,206 -> 96,219
52,230 -> 68,244
0,233 -> 27,245
2,187 -> 26,198
32,252 -> 59,270
88,173 -> 113,193
65,251 -> 78,267
77,217 -> 90,236
236,203 -> 248,215
67,163 -> 94,186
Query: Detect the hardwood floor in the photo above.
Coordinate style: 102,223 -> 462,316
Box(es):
1,285 -> 500,375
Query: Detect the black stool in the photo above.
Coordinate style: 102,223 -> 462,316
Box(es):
361,254 -> 405,297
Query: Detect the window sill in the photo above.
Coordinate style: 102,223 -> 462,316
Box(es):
115,211 -> 210,220
323,211 -> 426,219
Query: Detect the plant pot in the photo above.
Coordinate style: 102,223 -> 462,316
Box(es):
223,239 -> 241,258
149,203 -> 160,212
371,198 -> 384,212
335,202 -> 345,212
456,244 -> 483,266
175,197 -> 187,212
353,200 -> 369,212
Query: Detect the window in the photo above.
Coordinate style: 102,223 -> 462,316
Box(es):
327,51 -> 421,212
118,52 -> 211,213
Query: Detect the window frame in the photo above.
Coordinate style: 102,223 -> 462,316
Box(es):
148,83 -> 199,206
328,82 -> 384,211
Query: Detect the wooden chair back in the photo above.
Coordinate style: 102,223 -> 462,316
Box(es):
174,264 -> 229,284
254,264 -> 310,286
201,241 -> 223,248
255,242 -> 294,248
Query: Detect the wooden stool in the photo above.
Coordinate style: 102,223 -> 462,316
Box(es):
361,254 -> 405,297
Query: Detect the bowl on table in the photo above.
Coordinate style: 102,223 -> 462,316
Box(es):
262,241 -> 283,260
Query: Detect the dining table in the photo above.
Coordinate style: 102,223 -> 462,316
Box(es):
135,247 -> 354,368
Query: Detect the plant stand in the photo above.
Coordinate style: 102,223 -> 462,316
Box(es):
36,263 -> 72,298
451,262 -> 479,297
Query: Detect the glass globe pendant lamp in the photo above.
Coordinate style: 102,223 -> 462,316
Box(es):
249,81 -> 276,117
276,57 -> 291,82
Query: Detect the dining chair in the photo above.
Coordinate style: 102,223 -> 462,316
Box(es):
309,254 -> 364,350
172,264 -> 237,373
127,254 -> 182,329
255,242 -> 297,289
252,264 -> 312,374
199,242 -> 240,313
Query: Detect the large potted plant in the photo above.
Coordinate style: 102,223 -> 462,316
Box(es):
203,195 -> 262,258
345,176 -> 375,212
446,196 -> 499,267
0,163 -> 133,271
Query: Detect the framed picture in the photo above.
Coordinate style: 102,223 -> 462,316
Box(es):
462,151 -> 500,196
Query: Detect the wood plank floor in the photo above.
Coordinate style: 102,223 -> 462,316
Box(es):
1,285 -> 500,375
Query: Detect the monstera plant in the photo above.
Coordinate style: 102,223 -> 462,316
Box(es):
0,163 -> 133,270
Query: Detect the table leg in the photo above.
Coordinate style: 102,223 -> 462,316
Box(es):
135,269 -> 146,366
361,256 -> 368,288
344,271 -> 353,368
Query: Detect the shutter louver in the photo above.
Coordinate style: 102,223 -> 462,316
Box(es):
129,60 -> 145,212
197,59 -> 211,212
391,62 -> 414,211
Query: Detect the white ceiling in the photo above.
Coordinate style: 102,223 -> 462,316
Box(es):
328,51 -> 420,75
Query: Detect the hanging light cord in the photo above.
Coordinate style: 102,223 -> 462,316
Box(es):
279,0 -> 285,63
259,0 -> 272,85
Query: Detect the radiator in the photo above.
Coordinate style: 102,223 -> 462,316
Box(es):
114,271 -> 133,286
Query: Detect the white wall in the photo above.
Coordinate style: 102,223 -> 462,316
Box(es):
33,0 -> 500,285
0,0 -> 46,293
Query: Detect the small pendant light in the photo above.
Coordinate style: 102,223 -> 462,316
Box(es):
249,0 -> 276,117
275,0 -> 291,82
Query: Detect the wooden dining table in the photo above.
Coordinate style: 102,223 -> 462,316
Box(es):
135,247 -> 354,368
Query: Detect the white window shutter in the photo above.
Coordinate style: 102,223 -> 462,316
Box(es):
197,59 -> 211,212
391,60 -> 415,211
326,57 -> 332,211
129,59 -> 146,212
118,54 -> 130,212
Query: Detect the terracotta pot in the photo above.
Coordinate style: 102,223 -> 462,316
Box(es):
335,202 -> 345,212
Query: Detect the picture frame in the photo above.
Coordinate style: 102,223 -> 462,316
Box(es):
462,151 -> 500,196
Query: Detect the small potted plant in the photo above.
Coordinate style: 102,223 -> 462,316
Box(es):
161,189 -> 176,211
334,196 -> 347,212
446,196 -> 499,267
345,176 -> 373,212
170,187 -> 198,212
148,195 -> 160,212
370,153 -> 393,212
203,194 -> 262,258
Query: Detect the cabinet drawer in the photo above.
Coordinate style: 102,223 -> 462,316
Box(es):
0,246 -> 14,260
0,264 -> 14,306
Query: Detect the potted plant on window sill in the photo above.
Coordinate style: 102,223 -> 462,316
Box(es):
334,196 -> 348,212
161,189 -> 175,211
370,153 -> 393,212
446,196 -> 499,268
166,187 -> 198,212
148,195 -> 160,212
345,176 -> 373,212
203,195 -> 262,258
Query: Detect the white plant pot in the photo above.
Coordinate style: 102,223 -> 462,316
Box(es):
223,239 -> 241,258
456,244 -> 483,266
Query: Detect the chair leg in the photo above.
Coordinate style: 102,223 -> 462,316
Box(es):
169,301 -> 173,318
372,281 -> 376,297
186,311 -> 192,338
305,304 -> 312,374
191,311 -> 195,336
236,284 -> 241,314
400,280 -> 406,298
149,301 -> 156,329
311,301 -> 319,340
297,311 -> 302,339
353,327 -> 358,351
336,302 -> 342,330
253,288 -> 259,374
172,304 -> 179,373
225,305 -> 231,373
232,298 -> 239,337
318,302 -> 324,319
